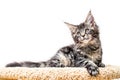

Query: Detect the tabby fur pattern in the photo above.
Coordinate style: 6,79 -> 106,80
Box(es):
6,11 -> 105,76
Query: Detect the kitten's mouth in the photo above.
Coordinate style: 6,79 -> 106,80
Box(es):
78,38 -> 93,47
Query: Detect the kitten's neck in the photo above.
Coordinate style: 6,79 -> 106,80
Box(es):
74,39 -> 101,52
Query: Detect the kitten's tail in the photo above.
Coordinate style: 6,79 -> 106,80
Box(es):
6,61 -> 47,67
6,62 -> 22,67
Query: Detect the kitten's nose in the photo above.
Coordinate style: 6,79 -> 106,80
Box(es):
84,35 -> 89,39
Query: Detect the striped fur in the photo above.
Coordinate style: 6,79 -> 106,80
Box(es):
6,11 -> 105,76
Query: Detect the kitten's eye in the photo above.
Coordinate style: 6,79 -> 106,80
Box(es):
89,30 -> 94,34
89,30 -> 98,37
77,32 -> 80,34
85,29 -> 89,33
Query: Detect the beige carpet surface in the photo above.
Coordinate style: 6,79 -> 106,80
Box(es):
0,65 -> 120,80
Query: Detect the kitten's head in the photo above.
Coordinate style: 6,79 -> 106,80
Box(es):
65,11 -> 100,47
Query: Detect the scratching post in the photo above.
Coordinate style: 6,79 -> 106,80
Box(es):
0,65 -> 120,80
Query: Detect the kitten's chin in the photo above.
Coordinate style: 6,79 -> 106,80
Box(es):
76,42 -> 88,48
79,39 -> 91,45
83,40 -> 90,44
76,39 -> 93,48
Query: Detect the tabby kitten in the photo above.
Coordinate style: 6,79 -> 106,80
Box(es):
6,11 -> 105,76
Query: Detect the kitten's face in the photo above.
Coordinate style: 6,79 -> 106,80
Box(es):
65,11 -> 99,47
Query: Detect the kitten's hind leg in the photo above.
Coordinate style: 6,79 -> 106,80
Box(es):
48,58 -> 65,67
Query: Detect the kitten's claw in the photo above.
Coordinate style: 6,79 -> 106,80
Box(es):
87,65 -> 99,76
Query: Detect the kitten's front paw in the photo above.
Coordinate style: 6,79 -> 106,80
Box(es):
87,65 -> 99,76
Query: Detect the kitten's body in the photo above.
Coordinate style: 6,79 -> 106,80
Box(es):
6,11 -> 105,76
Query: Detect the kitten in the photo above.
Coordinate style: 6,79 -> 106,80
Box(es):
6,11 -> 105,76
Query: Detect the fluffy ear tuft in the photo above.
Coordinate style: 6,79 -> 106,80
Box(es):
64,22 -> 77,32
85,10 -> 96,27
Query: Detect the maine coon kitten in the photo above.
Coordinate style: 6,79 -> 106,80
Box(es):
6,11 -> 105,76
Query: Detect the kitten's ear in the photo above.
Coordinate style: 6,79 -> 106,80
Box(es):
64,22 -> 77,32
85,10 -> 96,27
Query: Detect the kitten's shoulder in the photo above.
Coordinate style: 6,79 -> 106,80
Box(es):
57,44 -> 75,54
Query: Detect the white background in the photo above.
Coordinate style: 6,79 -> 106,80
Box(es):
0,0 -> 120,67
